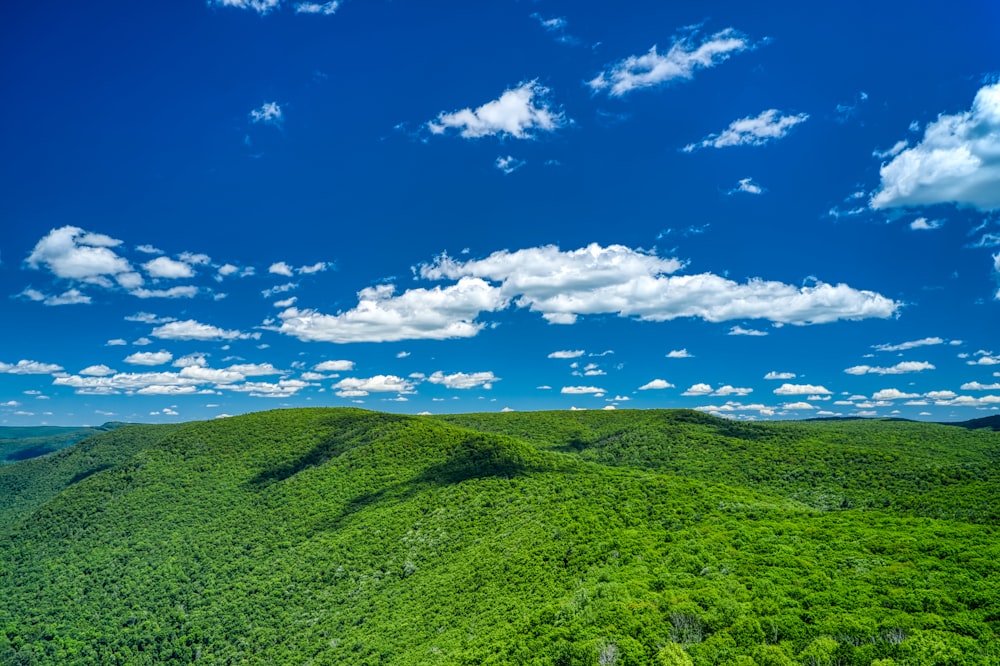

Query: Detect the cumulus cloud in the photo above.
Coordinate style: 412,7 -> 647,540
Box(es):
274,278 -> 507,343
960,381 -> 1000,390
19,287 -> 91,306
764,371 -> 796,380
695,401 -> 776,417
428,80 -> 565,139
79,364 -> 115,376
26,226 -> 139,289
427,371 -> 499,390
666,349 -> 693,358
314,360 -> 355,372
728,325 -> 768,336
684,109 -> 809,152
269,262 -> 294,277
727,177 -> 764,195
124,351 -> 174,366
250,102 -> 283,126
152,319 -> 256,341
332,375 -> 414,397
783,401 -> 815,410
588,28 -> 753,97
910,217 -> 944,231
143,256 -> 195,279
871,82 -> 1000,210
421,243 -> 897,326
0,360 -> 64,374
844,361 -> 935,375
773,383 -> 831,395
873,337 -> 944,352
210,0 -> 281,14
639,379 -> 674,390
561,386 -> 605,395
549,350 -> 585,359
681,383 -> 750,396
682,383 -> 714,396
872,388 -> 921,401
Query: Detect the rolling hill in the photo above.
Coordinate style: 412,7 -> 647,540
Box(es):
1,408 -> 998,665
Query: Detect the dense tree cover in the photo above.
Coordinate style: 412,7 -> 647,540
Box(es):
1,408 -> 998,665
0,423 -> 126,466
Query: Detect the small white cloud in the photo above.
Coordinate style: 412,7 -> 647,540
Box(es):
314,360 -> 355,372
297,262 -> 330,274
269,261 -> 294,277
495,155 -> 526,175
129,286 -> 199,299
124,351 -> 173,366
639,379 -> 674,390
135,244 -> 162,254
295,1 -> 339,14
427,370 -> 499,390
79,364 -> 116,376
333,375 -> 414,397
549,350 -> 585,359
684,109 -> 809,152
783,401 -> 815,410
561,386 -> 605,395
396,351 -> 410,359
727,177 -> 764,195
589,28 -> 753,97
262,282 -> 298,298
909,217 -> 944,231
173,353 -> 208,368
872,388 -> 921,401
428,80 -> 566,139
666,349 -> 693,358
143,256 -> 194,279
872,140 -> 909,159
773,383 -> 832,396
873,337 -> 944,352
273,297 -> 297,308
844,361 -> 935,375
152,320 -> 255,341
729,325 -> 768,336
210,0 -> 281,14
0,360 -> 64,374
681,383 -> 714,396
764,371 -> 796,380
250,102 -> 283,126
19,287 -> 91,306
871,82 -> 1000,211
106,338 -> 127,346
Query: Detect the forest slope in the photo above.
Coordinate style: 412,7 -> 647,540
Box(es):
1,408 -> 998,665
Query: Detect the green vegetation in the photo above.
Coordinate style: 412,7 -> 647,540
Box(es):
1,408 -> 998,665
0,423 -> 127,466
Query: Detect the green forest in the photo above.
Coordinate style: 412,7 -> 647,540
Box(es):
1,408 -> 998,665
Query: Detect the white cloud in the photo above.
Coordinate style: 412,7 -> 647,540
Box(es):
694,401 -> 775,417
773,383 -> 832,395
173,353 -> 208,368
274,297 -> 297,308
549,350 -> 585,359
873,337 -> 944,352
152,319 -> 256,341
396,351 -> 410,359
106,338 -> 127,346
130,286 -> 199,299
428,80 -> 565,139
714,385 -> 753,396
961,381 -> 1000,390
427,371 -> 499,390
269,261 -> 294,277
588,28 -> 752,97
298,262 -> 330,274
79,364 -> 115,376
274,278 -> 507,343
909,217 -> 944,231
496,155 -> 525,175
684,109 -> 809,152
844,361 -> 935,375
19,287 -> 91,306
143,256 -> 194,279
420,243 -> 897,326
873,140 -> 908,159
872,388 -> 921,400
561,386 -> 605,395
295,1 -> 339,14
250,102 -> 283,126
210,0 -> 282,14
314,360 -> 355,372
217,264 -> 239,277
967,350 -> 1000,366
764,371 -> 796,380
124,351 -> 173,366
135,244 -> 162,254
333,375 -> 415,397
639,379 -> 674,390
227,363 -> 282,376
728,325 -> 768,336
531,13 -> 566,32
26,226 -> 138,288
262,282 -> 298,298
666,349 -> 693,358
0,360 -> 64,374
871,82 -> 1000,210
727,177 -> 764,195
682,383 -> 714,396
783,401 -> 816,410
224,379 -> 311,398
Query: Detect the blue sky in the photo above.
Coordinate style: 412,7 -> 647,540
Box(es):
2,0 -> 999,425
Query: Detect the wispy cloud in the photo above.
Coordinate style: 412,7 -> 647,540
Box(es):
589,28 -> 755,97
249,102 -> 283,126
210,0 -> 282,15
295,1 -> 339,14
844,361 -> 935,375
495,155 -> 525,175
684,109 -> 809,152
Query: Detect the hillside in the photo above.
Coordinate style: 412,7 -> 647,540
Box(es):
0,423 -> 128,465
1,408 -> 998,665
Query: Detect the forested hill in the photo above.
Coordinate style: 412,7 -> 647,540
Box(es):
0,422 -> 127,466
1,408 -> 998,665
